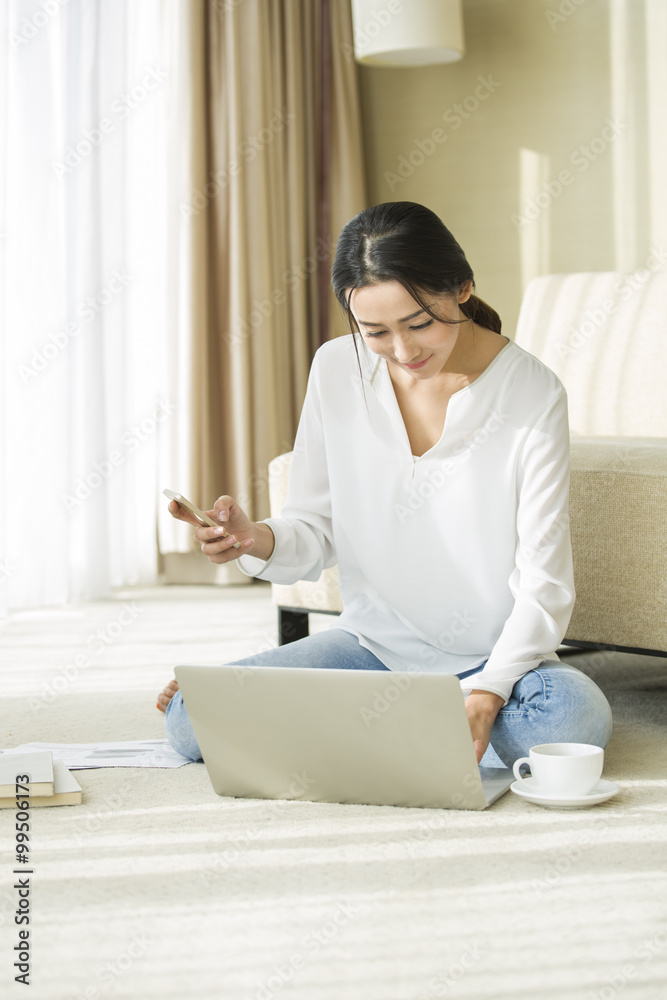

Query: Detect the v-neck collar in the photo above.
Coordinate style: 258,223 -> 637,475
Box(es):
368,337 -> 514,460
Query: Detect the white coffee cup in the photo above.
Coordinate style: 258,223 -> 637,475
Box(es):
512,743 -> 604,796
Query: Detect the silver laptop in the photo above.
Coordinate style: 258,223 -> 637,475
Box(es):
174,665 -> 514,810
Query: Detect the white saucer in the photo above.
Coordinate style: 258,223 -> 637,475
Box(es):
510,777 -> 621,809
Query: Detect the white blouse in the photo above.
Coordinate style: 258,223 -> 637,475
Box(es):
238,333 -> 575,706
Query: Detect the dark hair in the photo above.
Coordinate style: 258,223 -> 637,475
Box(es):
331,202 -> 501,380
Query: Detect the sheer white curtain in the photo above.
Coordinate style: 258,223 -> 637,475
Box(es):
0,0 -> 197,618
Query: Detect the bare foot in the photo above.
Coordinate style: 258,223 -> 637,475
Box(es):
156,679 -> 179,713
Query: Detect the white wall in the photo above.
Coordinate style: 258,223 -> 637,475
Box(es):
356,0 -> 666,336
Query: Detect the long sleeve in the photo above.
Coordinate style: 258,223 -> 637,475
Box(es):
234,334 -> 575,693
237,349 -> 337,584
459,388 -> 576,705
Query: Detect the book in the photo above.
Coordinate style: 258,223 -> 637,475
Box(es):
0,751 -> 54,797
0,761 -> 82,808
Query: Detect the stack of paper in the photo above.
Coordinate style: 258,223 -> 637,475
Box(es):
2,739 -> 194,768
0,751 -> 82,808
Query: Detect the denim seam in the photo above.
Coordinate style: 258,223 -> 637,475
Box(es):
500,667 -> 551,717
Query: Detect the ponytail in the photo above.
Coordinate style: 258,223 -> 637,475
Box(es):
460,293 -> 502,335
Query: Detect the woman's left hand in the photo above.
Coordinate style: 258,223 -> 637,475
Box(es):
464,689 -> 505,764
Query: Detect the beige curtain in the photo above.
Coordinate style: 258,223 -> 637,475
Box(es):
188,0 -> 367,523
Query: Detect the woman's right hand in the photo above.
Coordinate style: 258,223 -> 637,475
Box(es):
167,494 -> 256,564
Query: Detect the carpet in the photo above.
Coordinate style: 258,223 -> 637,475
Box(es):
1,585 -> 666,1000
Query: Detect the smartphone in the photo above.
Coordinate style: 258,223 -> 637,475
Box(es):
163,489 -> 241,549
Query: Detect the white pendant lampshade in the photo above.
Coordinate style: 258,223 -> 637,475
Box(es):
350,0 -> 465,67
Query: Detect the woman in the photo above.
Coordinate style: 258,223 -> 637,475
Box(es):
158,201 -> 612,768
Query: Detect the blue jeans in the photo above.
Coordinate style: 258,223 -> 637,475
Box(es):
164,627 -> 613,768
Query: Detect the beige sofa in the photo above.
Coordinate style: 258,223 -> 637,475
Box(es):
268,269 -> 667,657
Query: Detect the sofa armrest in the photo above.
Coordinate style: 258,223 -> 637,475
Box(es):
568,436 -> 667,651
268,451 -> 343,614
